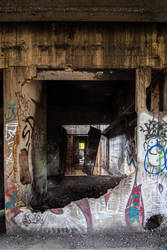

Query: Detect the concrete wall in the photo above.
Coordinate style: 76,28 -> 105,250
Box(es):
108,135 -> 136,176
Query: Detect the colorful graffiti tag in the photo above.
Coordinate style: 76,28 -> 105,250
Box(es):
104,192 -> 111,206
140,118 -> 167,175
125,138 -> 136,172
125,179 -> 144,228
4,104 -> 17,122
75,198 -> 92,231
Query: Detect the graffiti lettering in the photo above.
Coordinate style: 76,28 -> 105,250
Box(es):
22,116 -> 35,152
22,212 -> 43,227
4,123 -> 18,177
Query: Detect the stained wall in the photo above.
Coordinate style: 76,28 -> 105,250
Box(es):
0,23 -> 167,70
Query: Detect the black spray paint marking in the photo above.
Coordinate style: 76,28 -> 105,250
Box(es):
159,183 -> 164,193
22,116 -> 35,152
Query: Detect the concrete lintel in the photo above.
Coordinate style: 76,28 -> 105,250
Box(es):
36,69 -> 135,81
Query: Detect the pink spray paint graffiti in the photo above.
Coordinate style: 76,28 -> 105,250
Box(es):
75,198 -> 92,231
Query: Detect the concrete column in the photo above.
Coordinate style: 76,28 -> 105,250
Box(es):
135,67 -> 151,113
3,67 -> 19,232
30,81 -> 47,207
3,66 -> 39,232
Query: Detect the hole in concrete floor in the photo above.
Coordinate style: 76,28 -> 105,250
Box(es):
145,214 -> 163,230
31,175 -> 125,210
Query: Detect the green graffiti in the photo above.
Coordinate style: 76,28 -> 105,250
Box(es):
4,104 -> 17,122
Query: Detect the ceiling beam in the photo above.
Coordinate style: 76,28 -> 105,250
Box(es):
1,1 -> 167,22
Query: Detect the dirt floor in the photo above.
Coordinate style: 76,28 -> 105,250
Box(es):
0,229 -> 167,249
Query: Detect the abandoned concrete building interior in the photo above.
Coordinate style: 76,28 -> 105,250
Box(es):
1,1 -> 167,235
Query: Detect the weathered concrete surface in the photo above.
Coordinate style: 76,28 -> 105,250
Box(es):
0,0 -> 167,22
0,23 -> 167,69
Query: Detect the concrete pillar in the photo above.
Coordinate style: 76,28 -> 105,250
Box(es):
135,67 -> 151,113
3,67 -> 47,233
29,81 -> 47,207
136,68 -> 152,166
3,67 -> 19,232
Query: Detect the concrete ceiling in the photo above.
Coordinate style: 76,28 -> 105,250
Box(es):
1,0 -> 167,22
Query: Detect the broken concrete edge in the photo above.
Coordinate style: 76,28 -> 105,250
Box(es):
31,175 -> 126,211
5,168 -> 165,235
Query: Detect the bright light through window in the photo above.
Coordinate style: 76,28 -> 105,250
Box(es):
79,142 -> 85,149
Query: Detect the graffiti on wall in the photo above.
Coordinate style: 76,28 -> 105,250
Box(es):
5,182 -> 19,230
11,190 -> 114,233
22,116 -> 35,152
22,212 -> 43,227
75,199 -> 92,231
18,116 -> 35,185
12,205 -> 88,233
4,104 -> 17,123
5,183 -> 17,210
4,123 -> 18,178
125,138 -> 136,172
19,116 -> 35,184
140,118 -> 167,175
104,192 -> 112,206
16,91 -> 32,118
125,177 -> 144,228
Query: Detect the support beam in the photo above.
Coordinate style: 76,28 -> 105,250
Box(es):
163,71 -> 167,111
1,1 -> 167,22
3,67 -> 40,232
135,68 -> 151,113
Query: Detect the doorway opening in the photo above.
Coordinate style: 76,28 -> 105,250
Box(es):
26,70 -> 136,210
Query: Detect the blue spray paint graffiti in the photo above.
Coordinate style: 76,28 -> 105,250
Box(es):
140,118 -> 167,175
5,192 -> 17,209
